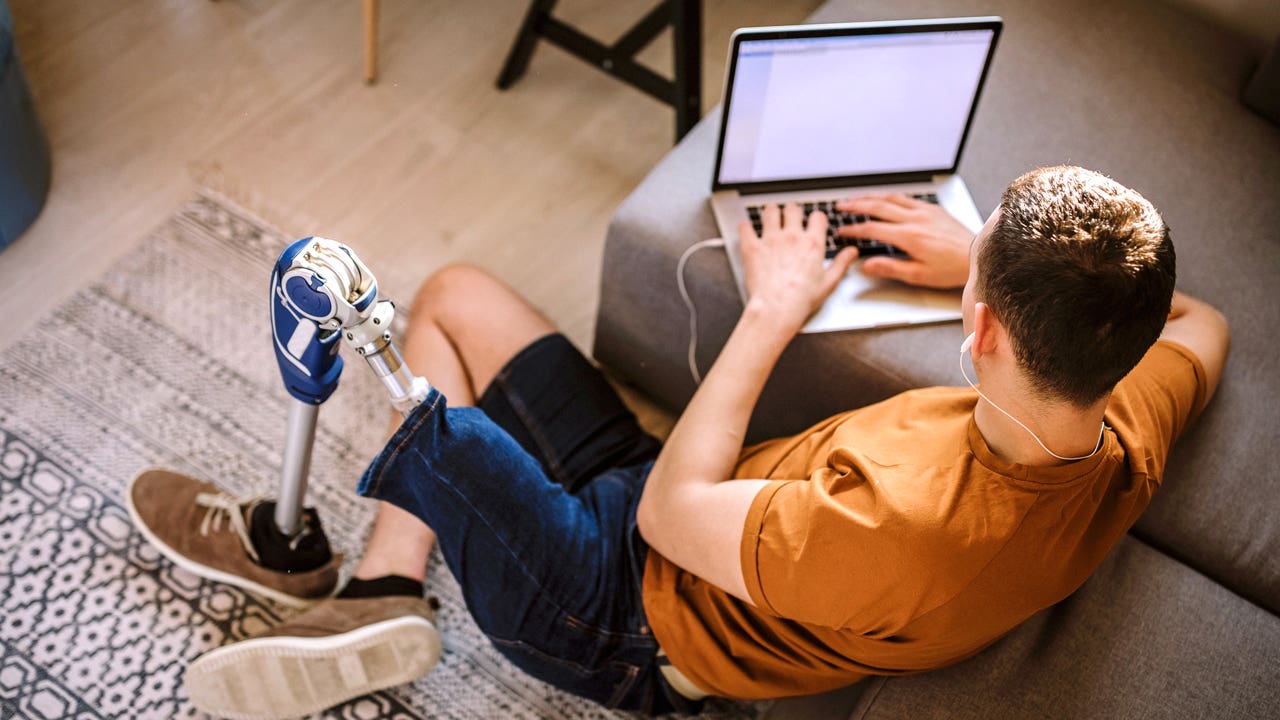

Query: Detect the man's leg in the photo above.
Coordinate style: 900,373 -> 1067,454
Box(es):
349,263 -> 557,585
348,271 -> 672,712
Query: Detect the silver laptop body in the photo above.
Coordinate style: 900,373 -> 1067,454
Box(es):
709,17 -> 1002,332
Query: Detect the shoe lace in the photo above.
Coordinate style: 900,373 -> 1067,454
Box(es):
195,492 -> 263,564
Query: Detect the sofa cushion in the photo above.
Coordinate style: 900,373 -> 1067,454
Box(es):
594,0 -> 1280,613
848,537 -> 1280,720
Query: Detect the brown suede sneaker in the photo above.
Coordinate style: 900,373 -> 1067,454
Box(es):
184,595 -> 441,720
126,469 -> 342,607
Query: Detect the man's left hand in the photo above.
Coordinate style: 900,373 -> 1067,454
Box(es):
835,194 -> 973,289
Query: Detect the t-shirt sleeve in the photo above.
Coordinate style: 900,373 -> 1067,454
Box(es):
1106,339 -> 1208,484
740,470 -> 926,631
741,481 -> 788,612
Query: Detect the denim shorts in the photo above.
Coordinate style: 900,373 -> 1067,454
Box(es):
358,334 -> 700,715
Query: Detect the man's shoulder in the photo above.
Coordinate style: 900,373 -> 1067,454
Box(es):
1105,339 -> 1208,482
804,386 -> 979,467
843,385 -> 979,421
1109,340 -> 1206,418
737,386 -> 979,480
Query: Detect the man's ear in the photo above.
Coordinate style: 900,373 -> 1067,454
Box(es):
972,302 -> 1004,360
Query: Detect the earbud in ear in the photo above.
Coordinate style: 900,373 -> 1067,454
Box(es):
960,332 -> 975,355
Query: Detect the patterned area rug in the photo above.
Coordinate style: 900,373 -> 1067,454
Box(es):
0,192 -> 757,719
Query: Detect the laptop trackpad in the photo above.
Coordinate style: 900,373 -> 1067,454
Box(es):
802,266 -> 962,333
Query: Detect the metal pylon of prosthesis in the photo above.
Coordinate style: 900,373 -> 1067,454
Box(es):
269,237 -> 430,537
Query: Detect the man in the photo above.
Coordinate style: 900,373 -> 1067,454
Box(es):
129,166 -> 1229,718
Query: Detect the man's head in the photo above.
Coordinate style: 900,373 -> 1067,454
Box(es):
964,166 -> 1176,408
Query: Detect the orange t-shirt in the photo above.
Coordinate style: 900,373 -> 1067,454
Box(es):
641,340 -> 1207,699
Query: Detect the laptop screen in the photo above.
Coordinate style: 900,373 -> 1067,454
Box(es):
714,19 -> 1001,191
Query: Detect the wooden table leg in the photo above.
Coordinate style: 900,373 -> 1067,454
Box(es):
363,0 -> 379,84
670,0 -> 701,140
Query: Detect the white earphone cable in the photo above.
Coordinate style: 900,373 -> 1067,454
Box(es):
676,238 -> 727,385
959,339 -> 1105,462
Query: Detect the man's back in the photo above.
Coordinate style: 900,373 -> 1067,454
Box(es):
642,339 -> 1207,699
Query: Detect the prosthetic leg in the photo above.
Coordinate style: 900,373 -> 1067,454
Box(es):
267,237 -> 430,557
173,243 -> 439,717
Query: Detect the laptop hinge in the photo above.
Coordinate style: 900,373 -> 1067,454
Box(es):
725,170 -> 945,197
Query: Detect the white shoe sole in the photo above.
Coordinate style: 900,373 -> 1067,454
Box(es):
124,475 -> 323,609
184,614 -> 442,720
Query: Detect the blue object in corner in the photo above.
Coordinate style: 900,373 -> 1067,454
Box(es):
0,0 -> 52,252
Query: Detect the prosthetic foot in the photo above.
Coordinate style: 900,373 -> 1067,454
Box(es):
126,469 -> 342,607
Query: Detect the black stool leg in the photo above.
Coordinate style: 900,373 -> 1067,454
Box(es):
497,0 -> 559,89
671,0 -> 702,140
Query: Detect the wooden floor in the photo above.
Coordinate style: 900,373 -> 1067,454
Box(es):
2,0 -> 821,359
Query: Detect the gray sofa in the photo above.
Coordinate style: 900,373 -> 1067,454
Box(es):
592,0 -> 1280,716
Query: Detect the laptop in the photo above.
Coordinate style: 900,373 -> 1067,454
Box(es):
709,17 -> 1002,333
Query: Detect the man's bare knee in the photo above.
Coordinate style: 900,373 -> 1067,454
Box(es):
402,263 -> 555,393
407,263 -> 551,345
412,263 -> 495,318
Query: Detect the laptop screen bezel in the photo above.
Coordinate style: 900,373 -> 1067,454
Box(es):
710,17 -> 1003,194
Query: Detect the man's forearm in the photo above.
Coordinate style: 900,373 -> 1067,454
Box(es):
640,300 -> 794,508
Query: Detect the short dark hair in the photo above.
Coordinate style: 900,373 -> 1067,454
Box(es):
977,166 -> 1176,407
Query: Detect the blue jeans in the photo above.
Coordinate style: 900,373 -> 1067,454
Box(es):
357,335 -> 699,715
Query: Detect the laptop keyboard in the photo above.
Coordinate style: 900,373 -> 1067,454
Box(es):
746,192 -> 938,259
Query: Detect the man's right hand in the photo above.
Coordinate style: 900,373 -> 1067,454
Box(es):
738,203 -> 858,335
835,193 -> 974,289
